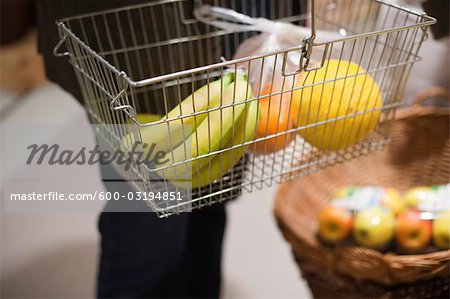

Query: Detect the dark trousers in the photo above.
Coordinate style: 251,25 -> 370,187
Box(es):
97,165 -> 227,299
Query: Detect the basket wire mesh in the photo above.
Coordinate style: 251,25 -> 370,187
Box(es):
53,0 -> 435,217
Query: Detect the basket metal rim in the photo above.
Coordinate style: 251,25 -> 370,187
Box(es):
55,0 -> 436,88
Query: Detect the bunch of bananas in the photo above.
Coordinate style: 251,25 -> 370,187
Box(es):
124,73 -> 260,188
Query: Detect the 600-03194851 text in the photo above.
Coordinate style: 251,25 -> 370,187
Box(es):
9,191 -> 184,201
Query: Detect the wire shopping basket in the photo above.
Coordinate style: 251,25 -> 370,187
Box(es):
54,0 -> 435,217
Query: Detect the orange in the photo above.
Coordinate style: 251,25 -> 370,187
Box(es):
251,82 -> 296,154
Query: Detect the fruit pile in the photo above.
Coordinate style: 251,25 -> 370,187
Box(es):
318,185 -> 450,253
123,59 -> 385,188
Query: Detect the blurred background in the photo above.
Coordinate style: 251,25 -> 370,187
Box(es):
0,0 -> 448,298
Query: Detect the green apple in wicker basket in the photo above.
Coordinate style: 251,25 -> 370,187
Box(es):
353,206 -> 395,249
433,211 -> 450,249
404,186 -> 431,208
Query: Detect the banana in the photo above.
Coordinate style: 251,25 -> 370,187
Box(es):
167,96 -> 259,188
122,74 -> 233,158
126,113 -> 161,124
189,97 -> 260,188
158,75 -> 254,182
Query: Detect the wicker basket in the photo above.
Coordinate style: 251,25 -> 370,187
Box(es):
274,87 -> 450,299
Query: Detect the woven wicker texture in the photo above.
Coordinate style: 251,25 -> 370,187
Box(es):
274,88 -> 450,298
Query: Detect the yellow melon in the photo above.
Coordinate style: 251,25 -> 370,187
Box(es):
291,60 -> 383,151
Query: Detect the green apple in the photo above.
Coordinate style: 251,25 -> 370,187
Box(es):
333,186 -> 355,199
353,206 -> 395,249
381,188 -> 404,215
433,211 -> 450,249
404,186 -> 430,208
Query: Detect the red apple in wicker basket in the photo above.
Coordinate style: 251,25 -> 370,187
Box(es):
318,205 -> 353,243
395,208 -> 432,252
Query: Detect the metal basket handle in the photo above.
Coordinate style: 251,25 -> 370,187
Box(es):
53,23 -> 71,58
194,1 -> 324,74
